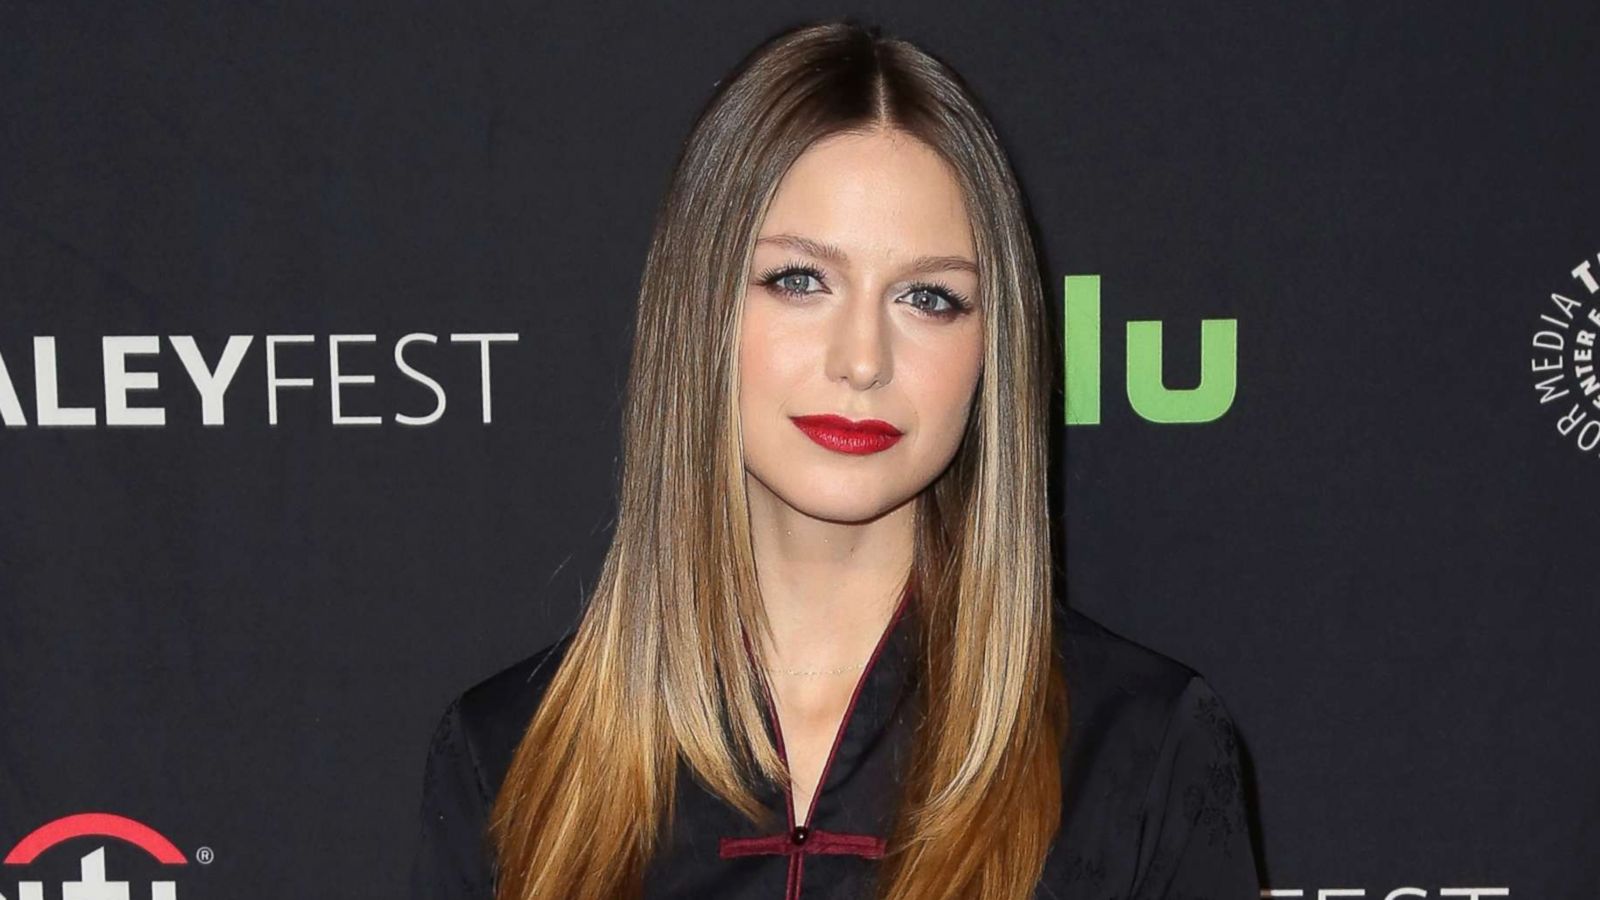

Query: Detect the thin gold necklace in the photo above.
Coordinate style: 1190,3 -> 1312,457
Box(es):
763,660 -> 870,677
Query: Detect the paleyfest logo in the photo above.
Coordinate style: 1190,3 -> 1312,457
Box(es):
1261,889 -> 1509,898
1,813 -> 198,899
0,332 -> 518,428
1530,252 -> 1600,454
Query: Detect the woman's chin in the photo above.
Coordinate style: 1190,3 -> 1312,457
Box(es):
782,485 -> 914,526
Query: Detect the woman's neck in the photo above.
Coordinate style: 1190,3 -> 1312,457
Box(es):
745,480 -> 914,672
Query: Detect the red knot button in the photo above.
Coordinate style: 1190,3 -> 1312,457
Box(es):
790,826 -> 809,846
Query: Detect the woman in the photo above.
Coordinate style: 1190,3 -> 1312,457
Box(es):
409,19 -> 1259,900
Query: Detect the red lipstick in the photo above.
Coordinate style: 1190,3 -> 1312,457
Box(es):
789,414 -> 904,456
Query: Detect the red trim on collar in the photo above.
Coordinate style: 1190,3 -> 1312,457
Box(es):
717,829 -> 887,859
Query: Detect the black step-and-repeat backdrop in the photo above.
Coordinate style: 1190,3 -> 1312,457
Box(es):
3,3 -> 1595,898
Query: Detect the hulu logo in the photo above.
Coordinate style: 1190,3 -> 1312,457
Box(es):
1064,274 -> 1237,425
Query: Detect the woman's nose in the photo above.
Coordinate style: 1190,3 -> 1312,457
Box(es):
824,287 -> 892,391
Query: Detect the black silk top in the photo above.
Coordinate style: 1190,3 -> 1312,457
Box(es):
408,596 -> 1260,899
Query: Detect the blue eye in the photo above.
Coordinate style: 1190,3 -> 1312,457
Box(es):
754,262 -> 976,321
902,282 -> 975,320
757,263 -> 827,297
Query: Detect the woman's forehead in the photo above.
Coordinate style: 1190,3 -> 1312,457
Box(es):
757,134 -> 975,265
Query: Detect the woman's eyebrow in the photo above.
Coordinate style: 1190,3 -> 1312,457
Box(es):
756,233 -> 977,276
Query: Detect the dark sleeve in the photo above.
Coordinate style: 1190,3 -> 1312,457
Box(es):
1129,675 -> 1260,899
409,695 -> 496,900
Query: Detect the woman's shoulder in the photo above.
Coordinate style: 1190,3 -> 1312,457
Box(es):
1050,602 -> 1258,889
408,631 -> 579,897
1052,601 -> 1239,749
450,629 -> 579,799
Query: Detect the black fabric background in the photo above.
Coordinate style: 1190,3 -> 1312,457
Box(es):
2,3 -> 1595,898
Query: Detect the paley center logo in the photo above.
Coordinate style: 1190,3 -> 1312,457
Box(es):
1,812 -> 198,899
1529,251 -> 1600,454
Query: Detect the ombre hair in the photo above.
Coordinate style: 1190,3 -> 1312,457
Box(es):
489,19 -> 1067,900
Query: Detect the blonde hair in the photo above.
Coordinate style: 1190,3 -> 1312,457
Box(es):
490,19 -> 1067,900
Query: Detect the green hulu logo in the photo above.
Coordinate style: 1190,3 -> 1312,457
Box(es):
1063,275 -> 1237,425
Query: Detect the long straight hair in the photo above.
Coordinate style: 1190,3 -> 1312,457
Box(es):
489,20 -> 1067,900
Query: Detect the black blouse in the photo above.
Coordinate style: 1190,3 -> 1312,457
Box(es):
408,596 -> 1260,899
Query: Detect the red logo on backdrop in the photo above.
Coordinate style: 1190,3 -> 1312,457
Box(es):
2,813 -> 188,899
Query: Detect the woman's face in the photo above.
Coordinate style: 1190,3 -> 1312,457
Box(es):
738,129 -> 984,525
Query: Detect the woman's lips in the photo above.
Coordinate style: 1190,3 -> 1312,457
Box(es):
789,414 -> 904,456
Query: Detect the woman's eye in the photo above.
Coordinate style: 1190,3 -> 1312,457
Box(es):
757,264 -> 827,298
775,272 -> 821,294
902,284 -> 973,319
